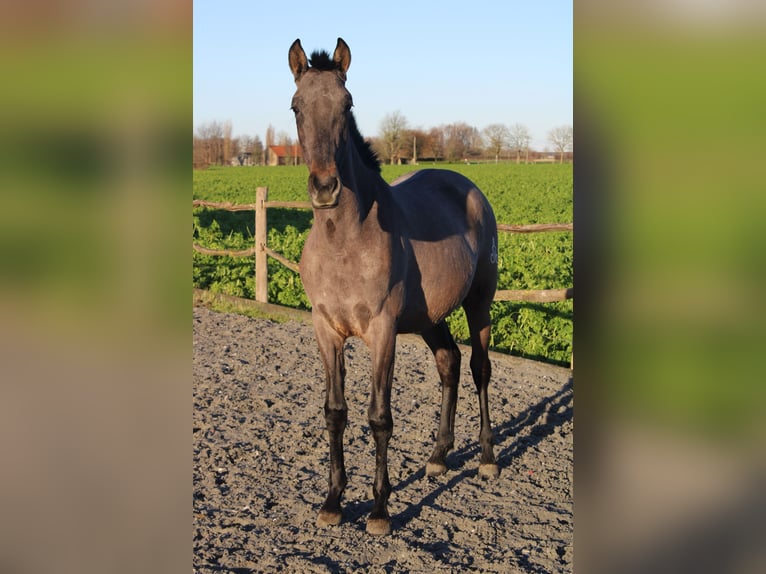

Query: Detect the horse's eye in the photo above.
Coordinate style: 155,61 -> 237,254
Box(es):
291,105 -> 300,115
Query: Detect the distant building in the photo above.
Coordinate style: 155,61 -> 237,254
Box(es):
267,145 -> 303,166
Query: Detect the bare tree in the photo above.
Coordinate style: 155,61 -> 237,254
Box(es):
428,127 -> 445,160
193,136 -> 209,169
483,123 -> 509,163
378,111 -> 409,164
252,135 -> 264,165
408,128 -> 437,162
547,124 -> 573,163
508,123 -> 532,164
196,120 -> 225,165
443,122 -> 481,162
230,136 -> 241,165
276,131 -> 293,147
222,120 -> 233,165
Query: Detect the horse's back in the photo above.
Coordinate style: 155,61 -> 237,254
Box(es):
391,169 -> 496,248
391,168 -> 479,201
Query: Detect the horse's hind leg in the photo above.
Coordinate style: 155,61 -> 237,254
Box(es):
422,321 -> 461,476
464,298 -> 499,479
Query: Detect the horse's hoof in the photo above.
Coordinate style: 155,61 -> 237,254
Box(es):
478,463 -> 500,479
317,509 -> 342,527
366,517 -> 391,536
425,462 -> 448,477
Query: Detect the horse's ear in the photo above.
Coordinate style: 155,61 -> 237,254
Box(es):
333,37 -> 351,79
289,39 -> 308,81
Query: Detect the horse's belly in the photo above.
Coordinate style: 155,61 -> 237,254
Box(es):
400,239 -> 477,330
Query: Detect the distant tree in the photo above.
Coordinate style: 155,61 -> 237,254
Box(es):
197,120 -> 225,165
222,120 -> 233,165
276,131 -> 293,147
442,122 -> 482,162
428,127 -> 445,160
452,123 -> 482,161
547,125 -> 573,163
230,136 -> 241,165
252,135 -> 264,165
443,124 -> 461,161
378,111 -> 409,164
193,136 -> 209,169
483,123 -> 509,163
508,123 -> 532,164
407,128 -> 437,162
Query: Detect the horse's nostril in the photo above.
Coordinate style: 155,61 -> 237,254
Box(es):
312,174 -> 338,193
309,173 -> 341,207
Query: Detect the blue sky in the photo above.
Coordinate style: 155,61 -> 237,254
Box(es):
193,0 -> 572,150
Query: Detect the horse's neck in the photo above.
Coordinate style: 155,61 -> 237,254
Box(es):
335,146 -> 389,226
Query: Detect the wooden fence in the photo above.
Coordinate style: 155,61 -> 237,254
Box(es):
193,187 -> 573,305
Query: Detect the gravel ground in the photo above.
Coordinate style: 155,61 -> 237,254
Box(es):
193,306 -> 573,573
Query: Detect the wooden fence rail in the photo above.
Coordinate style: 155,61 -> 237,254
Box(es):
193,187 -> 573,305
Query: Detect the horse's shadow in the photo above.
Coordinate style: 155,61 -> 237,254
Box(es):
383,376 -> 574,530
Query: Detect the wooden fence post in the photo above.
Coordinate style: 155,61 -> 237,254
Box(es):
255,186 -> 268,303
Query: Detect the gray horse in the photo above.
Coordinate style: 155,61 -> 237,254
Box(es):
289,37 -> 499,536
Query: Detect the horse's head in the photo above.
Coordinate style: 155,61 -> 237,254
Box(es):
289,38 -> 352,209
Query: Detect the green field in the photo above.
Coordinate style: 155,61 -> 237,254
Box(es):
193,163 -> 572,365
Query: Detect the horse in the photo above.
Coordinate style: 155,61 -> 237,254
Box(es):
289,37 -> 499,536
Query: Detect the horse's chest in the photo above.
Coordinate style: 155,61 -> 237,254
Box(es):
301,239 -> 392,304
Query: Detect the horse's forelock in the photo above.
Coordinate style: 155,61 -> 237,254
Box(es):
308,50 -> 338,71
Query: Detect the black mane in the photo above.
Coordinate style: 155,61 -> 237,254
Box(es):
347,112 -> 381,173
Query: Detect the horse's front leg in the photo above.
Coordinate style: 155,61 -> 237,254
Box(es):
313,318 -> 348,527
365,323 -> 397,535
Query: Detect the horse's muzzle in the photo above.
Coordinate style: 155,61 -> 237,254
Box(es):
309,173 -> 342,209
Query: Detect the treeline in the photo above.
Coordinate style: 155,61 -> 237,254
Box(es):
193,120 -> 267,169
194,122 -> 303,169
193,116 -> 572,169
374,113 -> 573,165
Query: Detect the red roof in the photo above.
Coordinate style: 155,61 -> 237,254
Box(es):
269,145 -> 302,157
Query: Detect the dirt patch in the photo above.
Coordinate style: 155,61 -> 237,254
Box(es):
193,307 -> 572,572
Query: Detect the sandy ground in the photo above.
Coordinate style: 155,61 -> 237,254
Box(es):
193,307 -> 573,573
